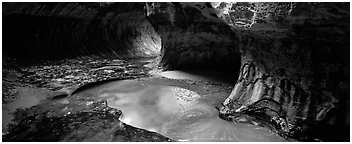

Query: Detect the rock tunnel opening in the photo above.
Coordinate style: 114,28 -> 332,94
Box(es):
3,2 -> 241,84
146,2 -> 243,84
2,2 -> 350,142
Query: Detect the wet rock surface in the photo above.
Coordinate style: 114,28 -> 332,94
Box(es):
147,2 -> 350,141
2,2 -> 349,142
69,76 -> 288,142
3,67 -> 236,142
3,98 -> 173,142
214,2 -> 350,141
2,57 -> 172,142
2,57 -> 152,104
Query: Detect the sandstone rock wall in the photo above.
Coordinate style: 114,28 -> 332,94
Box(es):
3,2 -> 349,141
147,2 -> 349,141
3,2 -> 161,66
146,2 -> 241,73
215,2 -> 349,140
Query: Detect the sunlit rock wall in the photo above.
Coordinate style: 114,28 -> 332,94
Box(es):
215,2 -> 349,140
146,2 -> 241,73
3,2 -> 161,66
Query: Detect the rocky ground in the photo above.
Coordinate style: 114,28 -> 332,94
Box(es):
2,57 -> 237,142
2,57 -> 174,142
2,57 -> 152,104
1,56 -> 333,142
3,98 -> 174,142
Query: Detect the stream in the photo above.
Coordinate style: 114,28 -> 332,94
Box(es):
3,58 -> 289,141
73,77 -> 288,142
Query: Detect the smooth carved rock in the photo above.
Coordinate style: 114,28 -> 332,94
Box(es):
146,2 -> 241,73
217,2 -> 349,140
3,3 -> 161,66
146,2 -> 349,141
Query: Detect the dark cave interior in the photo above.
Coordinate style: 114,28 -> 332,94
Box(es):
2,2 -> 350,142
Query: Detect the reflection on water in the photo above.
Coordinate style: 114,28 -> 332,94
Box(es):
97,84 -> 287,142
2,87 -> 53,133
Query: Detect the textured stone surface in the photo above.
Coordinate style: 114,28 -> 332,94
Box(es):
2,58 -> 152,104
3,72 -> 234,142
2,2 -> 350,142
146,2 -> 241,74
3,99 -> 173,142
147,2 -> 349,141
3,2 -> 161,66
214,2 -> 349,141
212,2 -> 295,29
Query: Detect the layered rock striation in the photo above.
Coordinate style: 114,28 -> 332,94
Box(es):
215,2 -> 349,141
3,2 -> 161,67
146,2 -> 241,74
2,2 -> 349,141
147,2 -> 349,141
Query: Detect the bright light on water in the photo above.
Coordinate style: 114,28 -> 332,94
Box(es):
93,83 -> 287,142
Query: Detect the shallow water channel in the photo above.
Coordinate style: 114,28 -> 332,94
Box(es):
73,78 -> 288,142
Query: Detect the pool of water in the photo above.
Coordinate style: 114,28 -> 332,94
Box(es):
2,87 -> 56,133
73,79 -> 288,142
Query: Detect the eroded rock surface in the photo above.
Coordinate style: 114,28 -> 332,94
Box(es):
146,2 -> 241,74
3,2 -> 161,66
71,77 -> 287,142
2,57 -> 152,104
2,2 -> 350,142
214,2 -> 349,141
3,98 -> 173,142
147,2 -> 349,141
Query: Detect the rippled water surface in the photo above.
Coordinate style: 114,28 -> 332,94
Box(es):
74,80 -> 287,142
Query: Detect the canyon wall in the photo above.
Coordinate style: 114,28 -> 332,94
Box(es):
214,2 -> 349,141
2,2 -> 349,141
146,2 -> 241,74
147,2 -> 349,141
3,2 -> 161,67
